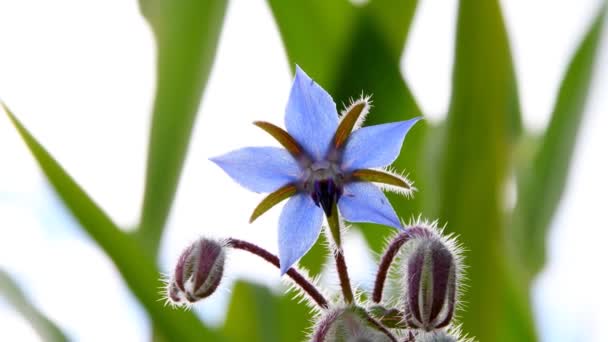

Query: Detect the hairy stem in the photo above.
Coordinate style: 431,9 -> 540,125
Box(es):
372,232 -> 411,303
327,204 -> 354,304
334,250 -> 354,304
225,238 -> 328,309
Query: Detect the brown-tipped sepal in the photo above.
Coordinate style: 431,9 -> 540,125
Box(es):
350,168 -> 414,196
249,183 -> 297,223
334,96 -> 371,148
166,238 -> 225,306
253,121 -> 305,159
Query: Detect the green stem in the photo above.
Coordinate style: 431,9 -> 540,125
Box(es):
327,204 -> 354,304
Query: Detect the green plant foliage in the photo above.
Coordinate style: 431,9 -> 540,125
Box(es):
0,269 -> 68,342
222,281 -> 312,342
365,0 -> 418,59
138,0 -> 228,253
1,0 -> 606,340
266,0 -> 356,88
1,104 -> 217,342
437,0 -> 529,340
513,4 -> 607,278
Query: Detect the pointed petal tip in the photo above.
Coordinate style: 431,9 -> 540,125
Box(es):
339,182 -> 402,229
208,147 -> 300,193
279,266 -> 289,276
383,215 -> 404,230
279,257 -> 293,276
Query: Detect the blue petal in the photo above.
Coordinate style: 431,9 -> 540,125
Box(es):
278,193 -> 324,275
341,117 -> 421,171
211,147 -> 301,193
338,182 -> 402,229
285,65 -> 339,160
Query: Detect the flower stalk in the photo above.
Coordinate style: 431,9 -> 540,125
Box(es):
373,231 -> 412,303
326,203 -> 354,304
225,238 -> 328,309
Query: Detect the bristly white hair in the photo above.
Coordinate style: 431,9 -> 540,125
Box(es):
370,217 -> 468,327
281,264 -> 328,318
414,324 -> 477,342
340,93 -> 372,131
159,272 -> 193,310
377,166 -> 417,198
402,218 -> 469,326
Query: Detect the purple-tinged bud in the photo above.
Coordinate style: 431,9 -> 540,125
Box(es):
415,331 -> 458,342
413,326 -> 475,342
166,238 -> 225,306
311,307 -> 393,342
403,225 -> 462,332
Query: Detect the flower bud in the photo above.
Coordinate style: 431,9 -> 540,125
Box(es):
403,226 -> 461,331
166,238 -> 225,306
415,331 -> 458,342
311,307 -> 392,342
412,326 -> 474,342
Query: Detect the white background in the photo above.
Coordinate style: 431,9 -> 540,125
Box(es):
0,0 -> 606,341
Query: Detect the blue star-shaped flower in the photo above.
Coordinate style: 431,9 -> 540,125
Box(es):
212,66 -> 420,274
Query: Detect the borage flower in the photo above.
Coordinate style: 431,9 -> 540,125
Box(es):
211,66 -> 420,274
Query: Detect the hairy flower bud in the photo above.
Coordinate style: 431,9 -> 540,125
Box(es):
411,326 -> 474,342
415,331 -> 458,342
403,225 -> 461,331
311,307 -> 393,342
166,238 -> 225,306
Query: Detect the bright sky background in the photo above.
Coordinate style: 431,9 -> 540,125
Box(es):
0,0 -> 607,341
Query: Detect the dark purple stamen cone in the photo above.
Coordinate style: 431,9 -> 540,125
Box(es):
167,238 -> 225,305
404,237 -> 457,331
311,179 -> 342,217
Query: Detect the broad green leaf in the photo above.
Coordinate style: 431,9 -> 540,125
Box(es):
298,232 -> 328,276
276,287 -> 314,341
0,269 -> 68,342
266,0 -> 357,88
1,104 -> 218,341
437,0 -> 532,340
366,0 -> 419,59
222,281 -> 311,342
138,0 -> 228,253
513,4 -> 607,276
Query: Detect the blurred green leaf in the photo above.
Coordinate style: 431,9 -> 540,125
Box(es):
513,4 -> 607,276
0,269 -> 68,342
299,232 -> 328,276
138,0 -> 228,253
223,281 -> 311,342
437,0 -> 533,340
1,104 -> 218,342
266,0 -> 356,88
366,0 -> 418,59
